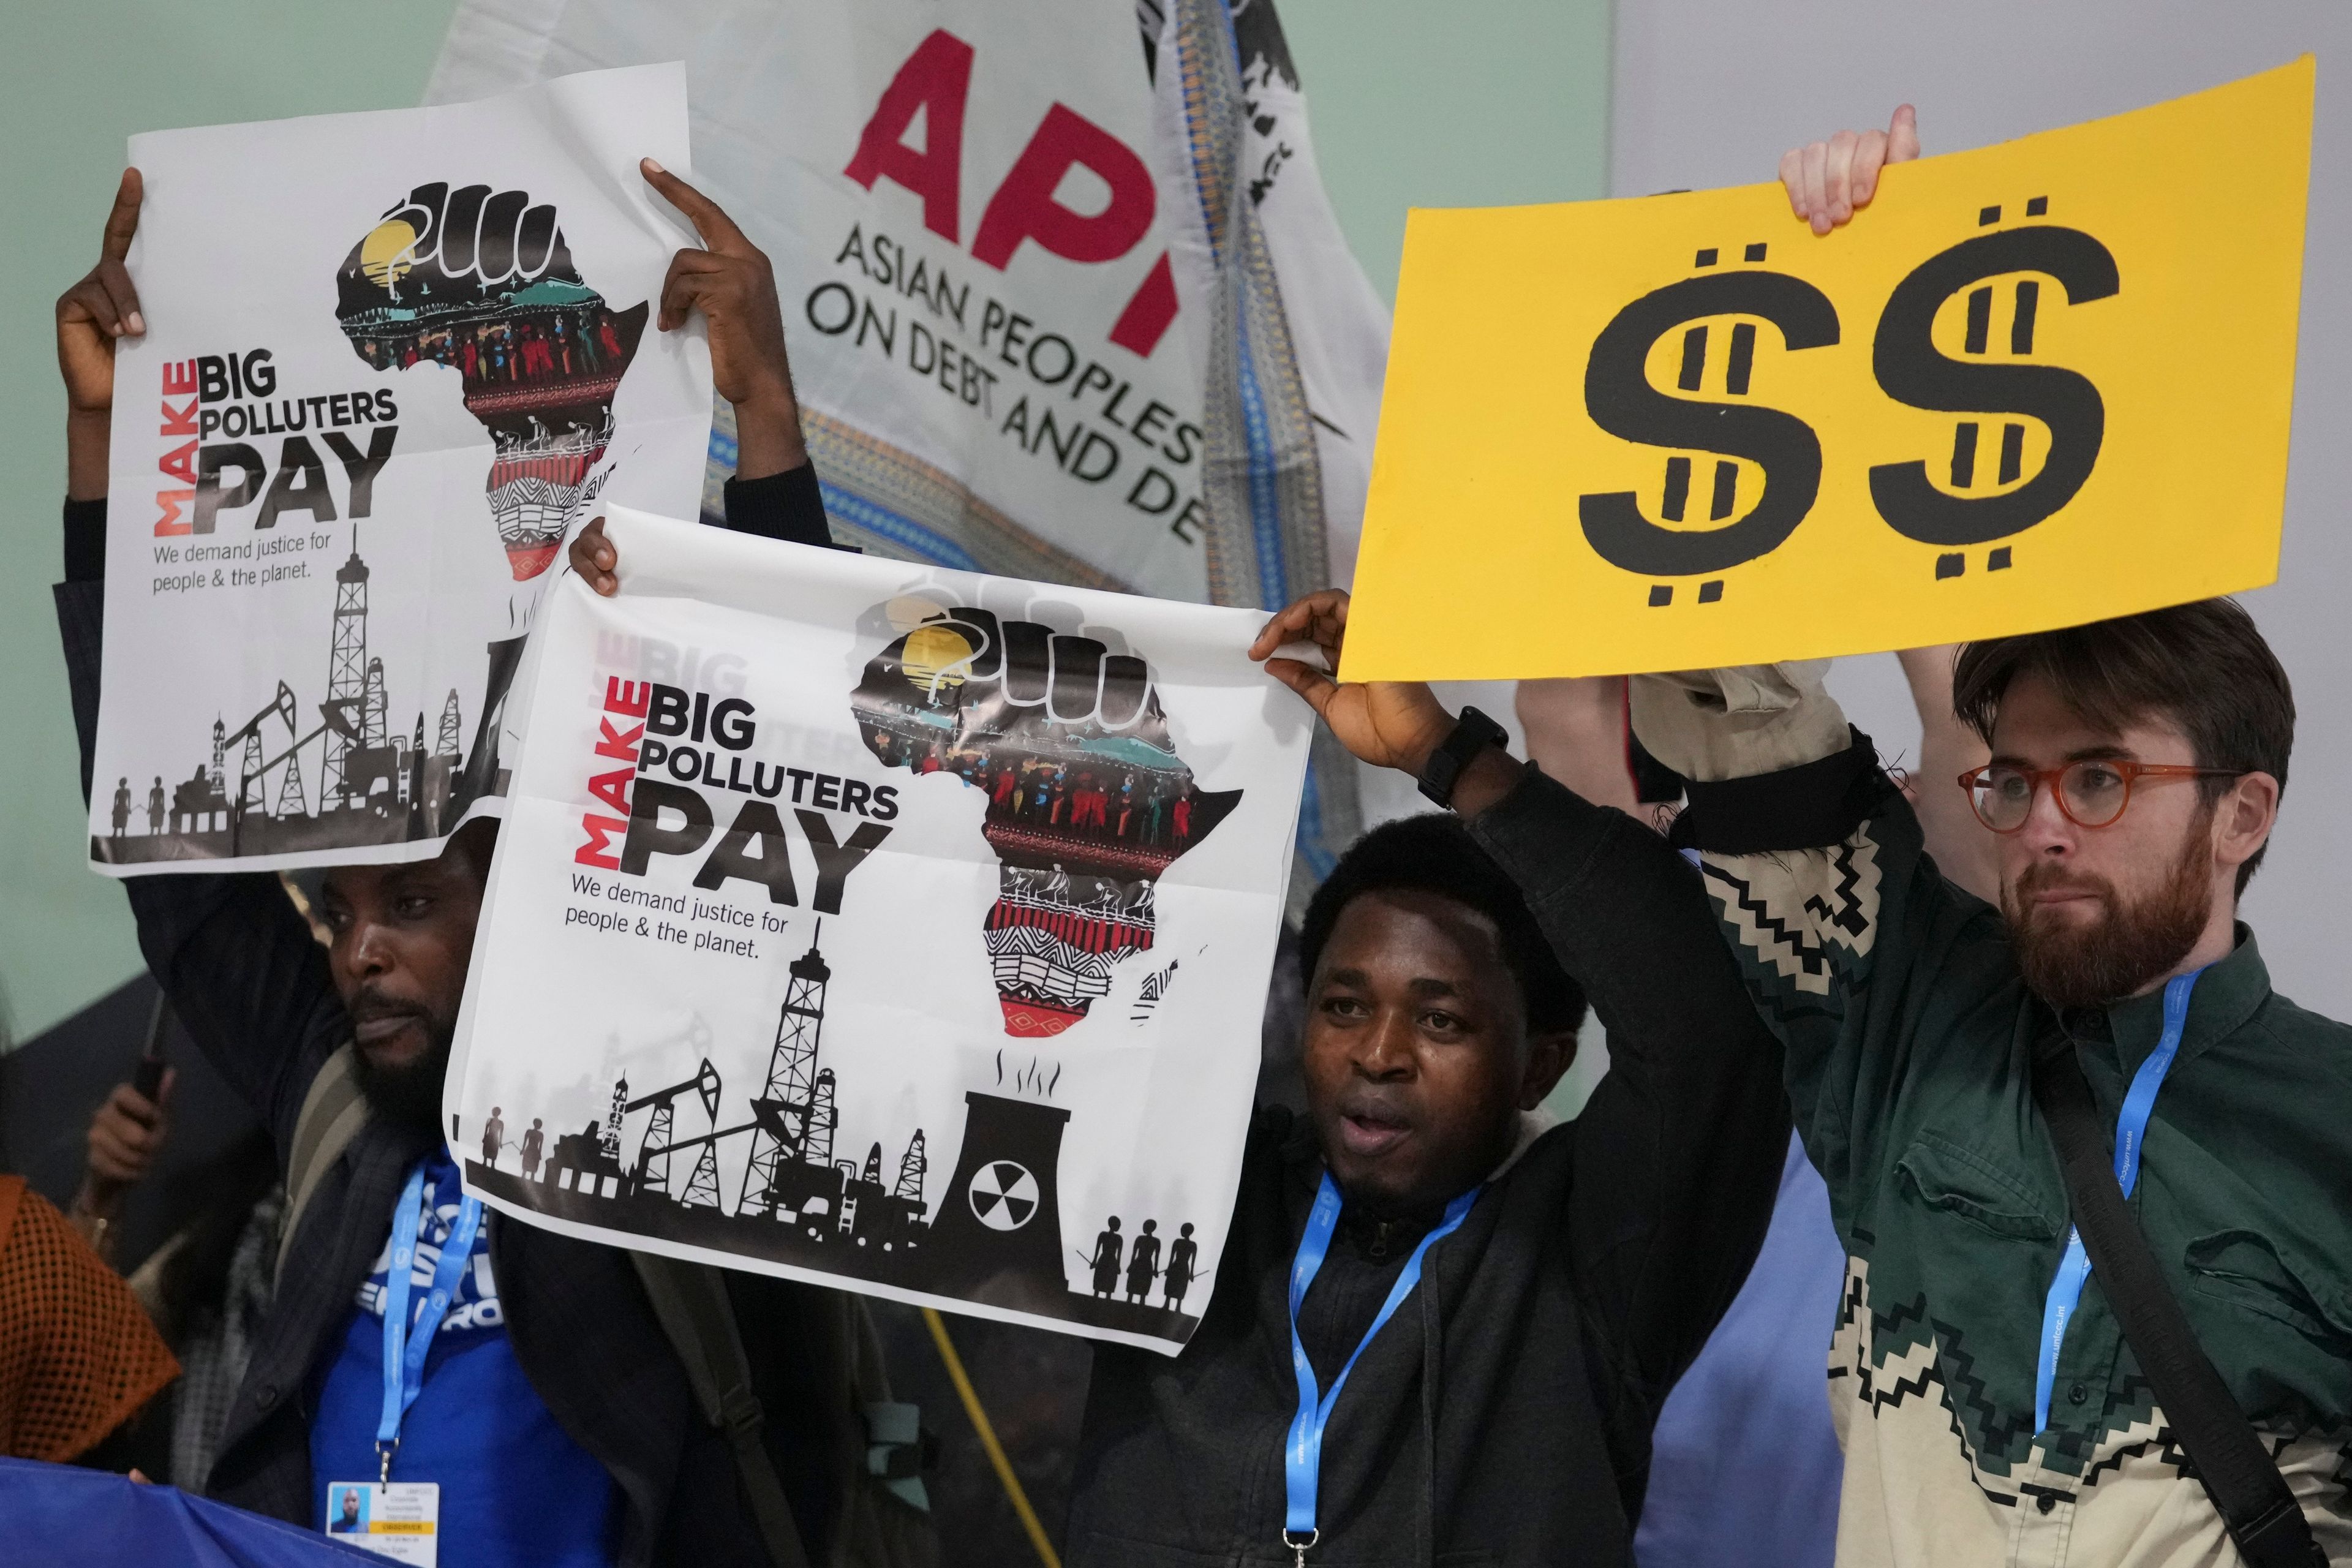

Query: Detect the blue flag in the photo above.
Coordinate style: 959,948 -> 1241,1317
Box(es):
0,1458 -> 380,1567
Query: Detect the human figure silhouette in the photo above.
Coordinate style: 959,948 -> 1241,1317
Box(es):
1163,1222 -> 1199,1313
521,1117 -> 545,1181
110,777 -> 130,838
482,1106 -> 505,1167
146,775 -> 165,834
1126,1219 -> 1161,1305
1090,1217 -> 1125,1299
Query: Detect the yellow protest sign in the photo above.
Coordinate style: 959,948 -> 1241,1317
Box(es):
1343,59 -> 2312,680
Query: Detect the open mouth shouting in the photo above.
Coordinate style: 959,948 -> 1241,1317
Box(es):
1333,1095 -> 1414,1160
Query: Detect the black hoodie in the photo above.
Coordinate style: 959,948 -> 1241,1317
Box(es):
1065,767 -> 1791,1566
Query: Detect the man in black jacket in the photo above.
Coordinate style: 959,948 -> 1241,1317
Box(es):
1053,591 -> 1793,1565
54,161 -> 876,1567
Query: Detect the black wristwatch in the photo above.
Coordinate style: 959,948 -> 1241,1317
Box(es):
1416,706 -> 1510,810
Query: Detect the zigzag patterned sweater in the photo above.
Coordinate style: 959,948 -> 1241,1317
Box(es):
1637,676 -> 2352,1568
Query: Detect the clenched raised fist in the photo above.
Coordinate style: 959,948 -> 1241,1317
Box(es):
851,602 -> 1240,1038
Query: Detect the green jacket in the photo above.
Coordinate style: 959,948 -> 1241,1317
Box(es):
1634,668 -> 2352,1567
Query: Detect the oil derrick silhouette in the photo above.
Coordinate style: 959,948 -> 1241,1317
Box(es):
508,931 -> 933,1257
362,660 -> 388,754
601,1079 -> 627,1165
622,1058 -> 722,1199
918,1080 -> 1071,1310
869,1133 -> 929,1254
273,741 -> 307,818
895,1132 -> 927,1202
324,540 -> 371,807
415,688 -> 464,837
740,933 -> 844,1220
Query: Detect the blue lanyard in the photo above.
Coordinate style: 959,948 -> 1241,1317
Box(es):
377,1161 -> 484,1481
1281,1173 -> 1479,1560
2033,967 -> 2203,1433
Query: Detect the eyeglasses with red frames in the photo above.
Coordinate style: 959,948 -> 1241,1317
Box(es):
1956,760 -> 2248,834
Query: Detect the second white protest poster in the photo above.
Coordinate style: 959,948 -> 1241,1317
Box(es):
449,507 -> 1311,1351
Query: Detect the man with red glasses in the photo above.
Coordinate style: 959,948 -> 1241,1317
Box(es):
1634,584 -> 2351,1565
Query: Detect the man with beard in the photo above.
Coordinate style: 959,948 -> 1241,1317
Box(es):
1630,615 -> 2348,1564
53,163 -> 919,1567
1628,184 -> 2343,1560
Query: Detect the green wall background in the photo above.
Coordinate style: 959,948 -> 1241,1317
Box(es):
1283,0 -> 1615,304
0,0 -> 1611,1046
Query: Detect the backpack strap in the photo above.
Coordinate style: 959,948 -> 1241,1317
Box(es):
277,1042 -> 371,1287
2033,1028 -> 2324,1568
630,1253 -> 812,1568
850,1301 -> 930,1515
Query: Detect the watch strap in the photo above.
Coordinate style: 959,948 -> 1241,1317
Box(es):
1417,706 -> 1509,809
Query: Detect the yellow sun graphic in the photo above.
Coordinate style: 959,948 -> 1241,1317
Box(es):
901,624 -> 975,699
359,218 -> 420,292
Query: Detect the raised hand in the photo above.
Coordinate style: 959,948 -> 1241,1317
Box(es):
1780,105 -> 1920,235
1250,590 -> 1454,774
56,168 -> 145,499
640,158 -> 806,479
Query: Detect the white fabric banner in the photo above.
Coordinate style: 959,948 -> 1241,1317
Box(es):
91,66 -> 712,875
424,0 -> 1390,604
447,505 -> 1310,1351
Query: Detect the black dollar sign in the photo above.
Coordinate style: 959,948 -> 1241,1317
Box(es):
1869,227 -> 2119,546
1578,271 -> 1841,577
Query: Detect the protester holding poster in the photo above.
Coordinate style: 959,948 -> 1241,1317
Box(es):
1035,589 -> 1786,1564
1606,110 -> 2352,1568
86,64 -> 713,878
54,123 -> 927,1566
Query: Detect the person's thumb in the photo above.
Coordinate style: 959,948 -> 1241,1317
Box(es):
1263,658 -> 1336,717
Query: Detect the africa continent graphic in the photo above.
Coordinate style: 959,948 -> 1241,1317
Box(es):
852,604 -> 1241,1038
334,183 -> 648,580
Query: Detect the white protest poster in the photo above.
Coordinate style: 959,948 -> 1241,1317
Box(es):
91,65 -> 711,874
448,505 -> 1310,1351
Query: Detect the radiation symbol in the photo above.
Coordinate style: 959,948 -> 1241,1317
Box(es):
967,1161 -> 1039,1231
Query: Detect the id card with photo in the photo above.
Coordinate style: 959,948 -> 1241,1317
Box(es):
322,1481 -> 440,1565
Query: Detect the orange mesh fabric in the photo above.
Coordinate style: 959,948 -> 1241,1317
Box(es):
0,1175 -> 179,1462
